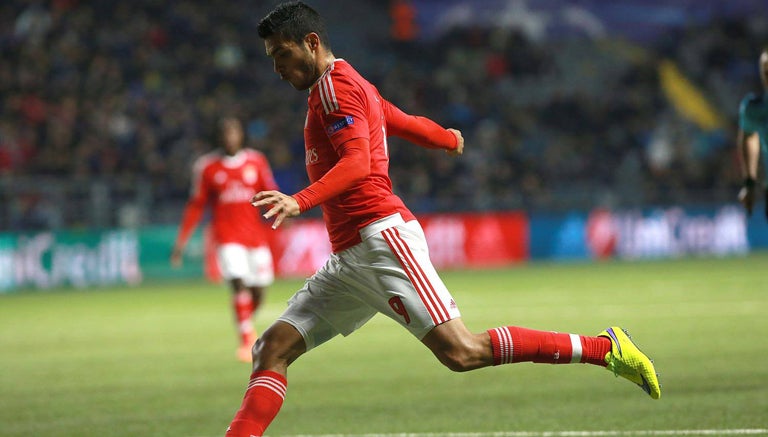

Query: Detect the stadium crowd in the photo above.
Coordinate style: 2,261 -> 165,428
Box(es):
1,0 -> 766,230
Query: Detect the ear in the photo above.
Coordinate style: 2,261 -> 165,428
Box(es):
305,32 -> 321,51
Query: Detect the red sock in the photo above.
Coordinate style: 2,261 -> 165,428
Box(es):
233,290 -> 255,345
487,326 -> 609,366
225,370 -> 287,437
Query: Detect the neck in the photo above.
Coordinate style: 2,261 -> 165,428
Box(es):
318,53 -> 335,74
309,53 -> 336,89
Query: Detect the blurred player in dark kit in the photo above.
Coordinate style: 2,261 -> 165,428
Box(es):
737,47 -> 768,220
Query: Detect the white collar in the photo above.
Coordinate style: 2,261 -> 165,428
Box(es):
221,150 -> 246,168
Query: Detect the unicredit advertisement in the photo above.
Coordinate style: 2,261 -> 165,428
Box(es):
0,206 -> 756,292
529,206 -> 750,260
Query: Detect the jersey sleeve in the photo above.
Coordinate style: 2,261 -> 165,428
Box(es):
382,98 -> 457,150
317,71 -> 371,150
174,158 -> 210,248
293,137 -> 370,212
739,93 -> 759,133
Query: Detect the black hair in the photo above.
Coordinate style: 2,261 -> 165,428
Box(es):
257,1 -> 331,49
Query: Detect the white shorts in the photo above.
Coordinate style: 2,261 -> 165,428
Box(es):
217,244 -> 274,287
277,213 -> 461,351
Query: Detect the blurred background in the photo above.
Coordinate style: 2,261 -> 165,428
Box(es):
1,0 -> 767,291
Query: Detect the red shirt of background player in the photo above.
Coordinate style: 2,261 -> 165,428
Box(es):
176,148 -> 279,249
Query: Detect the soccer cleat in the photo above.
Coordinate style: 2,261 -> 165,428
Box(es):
599,326 -> 661,399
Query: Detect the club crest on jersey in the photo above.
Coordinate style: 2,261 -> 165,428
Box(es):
214,171 -> 227,185
326,115 -> 354,135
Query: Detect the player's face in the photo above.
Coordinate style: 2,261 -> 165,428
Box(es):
221,119 -> 243,155
265,35 -> 319,91
760,51 -> 768,90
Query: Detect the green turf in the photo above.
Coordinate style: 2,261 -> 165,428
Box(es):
1,254 -> 767,436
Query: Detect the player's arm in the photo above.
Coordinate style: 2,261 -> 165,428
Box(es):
737,129 -> 761,216
171,165 -> 210,266
382,98 -> 464,155
252,138 -> 371,229
737,129 -> 768,218
737,95 -> 765,218
738,129 -> 760,182
171,198 -> 206,266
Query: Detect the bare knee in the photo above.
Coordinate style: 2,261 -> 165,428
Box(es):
422,320 -> 493,372
252,322 -> 306,372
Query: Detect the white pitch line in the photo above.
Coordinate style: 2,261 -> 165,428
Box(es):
273,430 -> 768,437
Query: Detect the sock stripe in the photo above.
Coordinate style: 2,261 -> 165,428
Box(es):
569,334 -> 582,364
501,327 -> 513,364
247,376 -> 287,400
491,327 -> 514,364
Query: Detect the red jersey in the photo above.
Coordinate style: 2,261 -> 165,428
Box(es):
175,148 -> 278,249
298,59 -> 456,253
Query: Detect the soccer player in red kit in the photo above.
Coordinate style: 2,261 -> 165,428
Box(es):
225,2 -> 661,435
172,116 -> 279,362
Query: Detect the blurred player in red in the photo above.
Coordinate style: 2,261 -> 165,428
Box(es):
225,3 -> 660,436
172,116 -> 279,363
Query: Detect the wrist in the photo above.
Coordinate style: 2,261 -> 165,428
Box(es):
292,192 -> 311,213
744,177 -> 756,188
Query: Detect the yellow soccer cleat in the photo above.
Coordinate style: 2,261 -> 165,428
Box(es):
599,327 -> 661,399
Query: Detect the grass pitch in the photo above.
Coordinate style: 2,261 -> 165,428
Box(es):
1,254 -> 767,436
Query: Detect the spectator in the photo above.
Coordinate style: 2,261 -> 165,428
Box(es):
0,0 -> 765,230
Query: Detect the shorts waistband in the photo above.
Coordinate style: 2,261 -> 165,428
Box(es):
359,213 -> 404,240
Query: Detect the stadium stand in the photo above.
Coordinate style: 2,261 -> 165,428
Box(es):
1,0 -> 766,230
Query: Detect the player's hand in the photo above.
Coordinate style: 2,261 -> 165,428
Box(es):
738,178 -> 756,216
446,128 -> 464,156
170,246 -> 183,268
251,190 -> 300,229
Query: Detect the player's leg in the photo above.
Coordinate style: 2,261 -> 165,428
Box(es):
367,217 -> 660,398
226,255 -> 378,436
229,278 -> 258,362
244,245 -> 275,321
350,218 -> 490,371
422,317 -> 660,399
420,318 -> 492,371
375,222 -> 609,370
421,320 -> 610,370
219,244 -> 259,361
225,321 -> 305,437
421,312 -> 660,398
235,245 -> 275,362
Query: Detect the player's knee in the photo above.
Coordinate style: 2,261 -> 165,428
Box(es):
252,323 -> 306,370
252,336 -> 283,367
